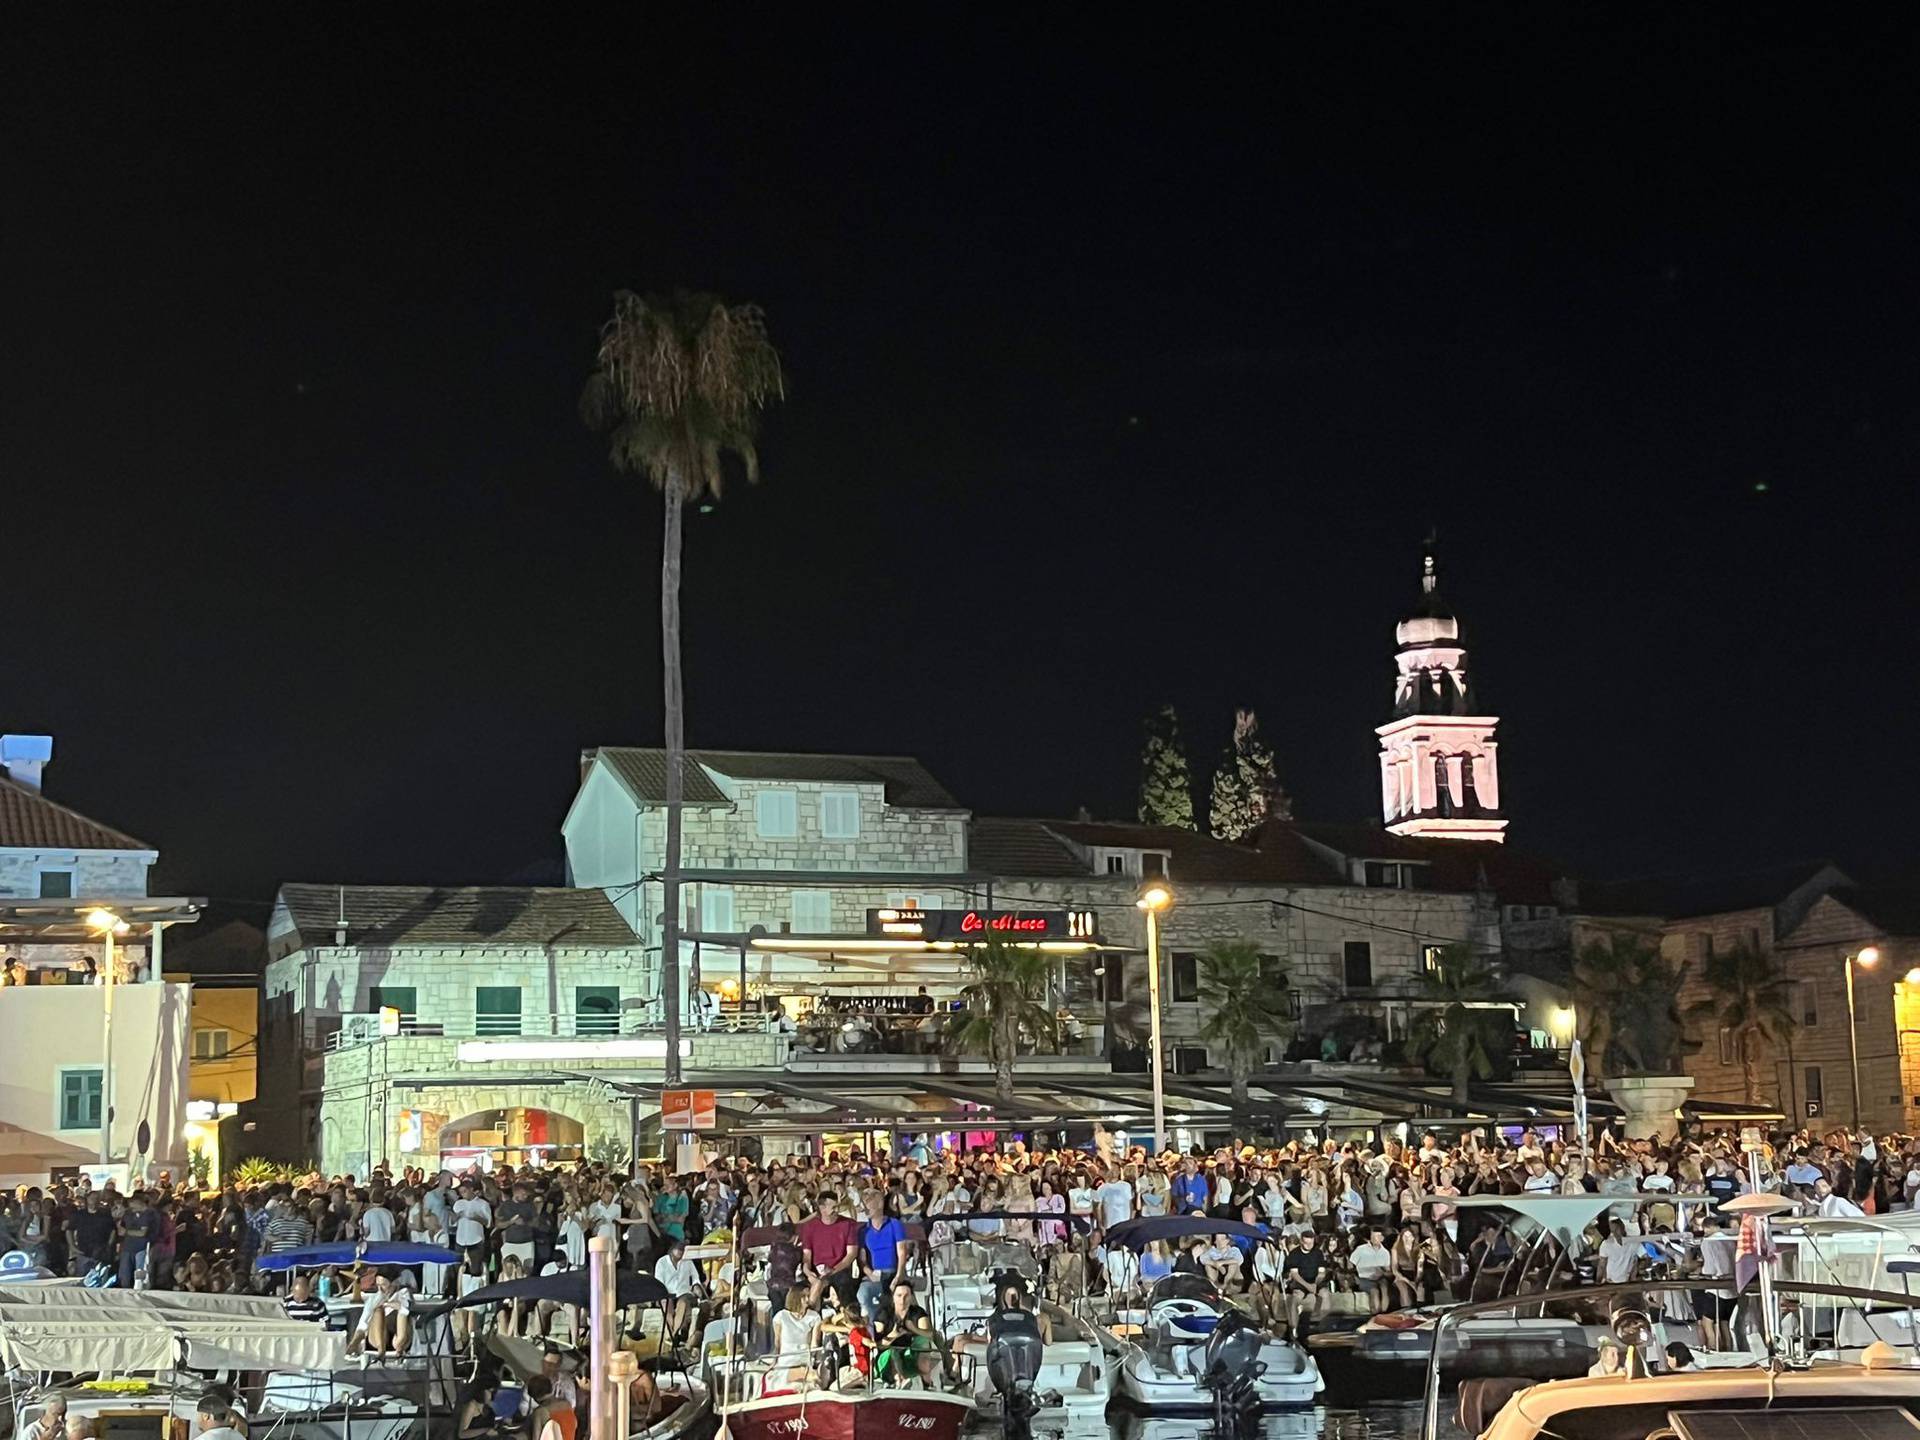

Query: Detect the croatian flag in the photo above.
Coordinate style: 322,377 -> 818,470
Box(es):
1735,1213 -> 1776,1291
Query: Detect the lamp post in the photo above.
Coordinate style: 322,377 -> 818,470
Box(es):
1136,879 -> 1173,1155
1846,945 -> 1881,1129
86,908 -> 130,1166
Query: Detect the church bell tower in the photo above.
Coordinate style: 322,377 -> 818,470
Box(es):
1377,543 -> 1507,841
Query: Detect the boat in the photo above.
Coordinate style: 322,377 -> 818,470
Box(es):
1323,1193 -> 1720,1391
1111,1273 -> 1324,1411
709,1351 -> 976,1440
0,1283 -> 415,1440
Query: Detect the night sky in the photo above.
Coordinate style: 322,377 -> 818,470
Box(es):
8,13 -> 1918,905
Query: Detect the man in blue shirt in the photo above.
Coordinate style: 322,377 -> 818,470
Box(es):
1172,1157 -> 1210,1216
856,1190 -> 910,1328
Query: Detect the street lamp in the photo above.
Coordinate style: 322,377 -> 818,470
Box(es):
1846,945 -> 1881,1129
86,908 -> 130,1166
1136,878 -> 1173,1155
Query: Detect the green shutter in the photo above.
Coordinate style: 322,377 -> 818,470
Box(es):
476,986 -> 522,1036
368,987 -> 418,1029
61,1070 -> 102,1130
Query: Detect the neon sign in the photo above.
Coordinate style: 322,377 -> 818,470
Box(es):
866,908 -> 1100,942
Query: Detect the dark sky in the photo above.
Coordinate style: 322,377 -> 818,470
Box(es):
6,12 -> 1918,904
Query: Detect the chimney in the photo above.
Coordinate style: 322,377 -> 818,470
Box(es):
0,735 -> 52,792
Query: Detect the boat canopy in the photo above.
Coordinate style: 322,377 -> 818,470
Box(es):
457,1270 -> 669,1309
0,1285 -> 345,1374
1433,1193 -> 1719,1244
253,1241 -> 461,1272
1104,1217 -> 1267,1249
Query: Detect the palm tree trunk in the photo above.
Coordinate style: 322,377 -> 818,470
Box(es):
1740,1025 -> 1760,1104
995,1015 -> 1016,1106
660,474 -> 686,1087
1453,1053 -> 1472,1109
1230,1059 -> 1250,1110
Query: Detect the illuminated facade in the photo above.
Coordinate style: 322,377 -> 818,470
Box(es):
1377,548 -> 1506,841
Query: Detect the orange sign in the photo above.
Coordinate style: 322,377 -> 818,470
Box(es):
660,1089 -> 717,1131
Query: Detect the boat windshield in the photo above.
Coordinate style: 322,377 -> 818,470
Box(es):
1148,1273 -> 1221,1305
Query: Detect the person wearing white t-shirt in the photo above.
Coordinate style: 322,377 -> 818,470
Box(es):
652,1238 -> 703,1340
452,1184 -> 492,1259
1097,1173 -> 1136,1230
1597,1220 -> 1640,1284
1348,1228 -> 1393,1313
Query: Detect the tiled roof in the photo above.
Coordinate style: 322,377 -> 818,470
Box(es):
1826,885 -> 1920,939
1269,820 -> 1566,903
1580,861 -> 1848,920
1008,818 -> 1343,885
0,776 -> 152,851
966,818 -> 1093,878
274,884 -> 638,950
592,748 -> 960,809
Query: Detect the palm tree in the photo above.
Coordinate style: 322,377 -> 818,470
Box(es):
947,936 -> 1058,1106
1686,941 -> 1797,1103
1404,946 -> 1511,1108
1196,940 -> 1294,1108
582,292 -> 783,1084
1573,931 -> 1692,1077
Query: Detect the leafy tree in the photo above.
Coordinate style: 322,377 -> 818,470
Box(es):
946,935 -> 1058,1106
1404,946 -> 1511,1107
1137,705 -> 1196,828
582,291 -> 783,1083
1196,940 -> 1294,1107
1209,708 -> 1290,839
1686,941 -> 1797,1103
1573,931 -> 1693,1077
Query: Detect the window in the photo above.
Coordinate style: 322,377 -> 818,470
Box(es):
1098,960 -> 1126,1003
476,986 -> 522,1037
1745,927 -> 1762,952
1701,932 -> 1716,959
576,985 -> 621,1036
1805,1065 -> 1824,1114
1104,854 -> 1128,875
699,884 -> 736,934
1343,941 -> 1374,990
1532,905 -> 1558,919
1423,944 -> 1447,975
1173,1045 -> 1209,1075
1717,1028 -> 1736,1065
368,986 -> 418,1030
1141,852 -> 1169,878
791,890 -> 833,934
1460,755 -> 1479,807
37,869 -> 74,899
1505,904 -> 1527,922
58,1068 -> 102,1131
1364,862 -> 1402,889
193,1028 -> 231,1061
754,789 -> 798,838
1171,953 -> 1200,1003
820,791 -> 861,839
1800,981 -> 1818,1028
1434,754 -> 1454,816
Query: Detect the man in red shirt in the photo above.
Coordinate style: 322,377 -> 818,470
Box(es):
798,1192 -> 860,1310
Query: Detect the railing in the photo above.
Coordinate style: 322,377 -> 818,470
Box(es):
318,1009 -> 784,1051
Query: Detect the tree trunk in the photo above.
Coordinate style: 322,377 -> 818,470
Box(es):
1230,1058 -> 1250,1110
995,1014 -> 1016,1105
1453,1052 -> 1472,1109
1740,1025 -> 1761,1104
660,475 -> 686,1088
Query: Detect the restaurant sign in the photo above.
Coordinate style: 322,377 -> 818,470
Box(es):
867,907 -> 1099,942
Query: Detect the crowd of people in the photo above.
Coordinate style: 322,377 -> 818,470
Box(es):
1,1120 -> 1905,1361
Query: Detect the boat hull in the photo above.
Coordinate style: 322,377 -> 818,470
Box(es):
1114,1346 -> 1322,1410
718,1389 -> 973,1440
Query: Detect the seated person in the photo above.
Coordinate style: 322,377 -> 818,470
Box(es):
346,1271 -> 414,1358
874,1280 -> 944,1388
1201,1235 -> 1243,1292
987,1282 -> 1051,1346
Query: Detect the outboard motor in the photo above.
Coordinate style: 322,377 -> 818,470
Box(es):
1201,1308 -> 1267,1432
985,1313 -> 1047,1440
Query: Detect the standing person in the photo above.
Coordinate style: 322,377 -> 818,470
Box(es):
854,1190 -> 908,1329
452,1179 -> 493,1277
118,1192 -> 157,1289
495,1181 -> 537,1274
1096,1167 -> 1136,1232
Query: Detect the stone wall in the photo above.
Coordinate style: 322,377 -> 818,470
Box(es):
0,849 -> 153,898
641,778 -> 967,876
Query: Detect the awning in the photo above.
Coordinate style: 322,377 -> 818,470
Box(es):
0,1285 -> 345,1373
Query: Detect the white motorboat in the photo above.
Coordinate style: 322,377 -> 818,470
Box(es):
1112,1274 -> 1323,1411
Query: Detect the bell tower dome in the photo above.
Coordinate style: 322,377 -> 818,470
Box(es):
1376,541 -> 1506,841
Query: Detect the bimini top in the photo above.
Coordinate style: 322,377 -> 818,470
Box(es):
1104,1217 -> 1268,1250
0,1285 -> 344,1374
253,1241 -> 461,1272
1433,1192 -> 1718,1244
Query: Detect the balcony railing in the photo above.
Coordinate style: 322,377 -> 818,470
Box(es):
318,1009 -> 782,1051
